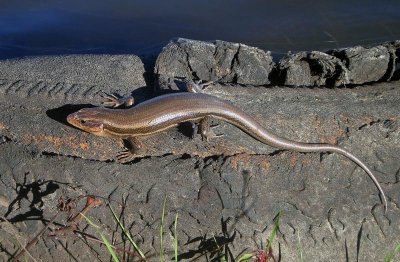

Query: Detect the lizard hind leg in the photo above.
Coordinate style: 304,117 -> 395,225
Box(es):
199,116 -> 224,142
116,137 -> 146,163
185,79 -> 213,93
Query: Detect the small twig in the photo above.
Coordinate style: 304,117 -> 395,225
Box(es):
0,216 -> 38,262
12,212 -> 60,262
50,195 -> 146,261
48,226 -> 144,260
48,223 -> 78,237
69,195 -> 102,224
49,195 -> 101,238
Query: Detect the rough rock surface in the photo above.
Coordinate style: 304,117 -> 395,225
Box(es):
1,49 -> 400,261
156,39 -> 400,88
390,40 -> 400,80
330,45 -> 391,84
276,51 -> 349,87
0,54 -> 147,94
276,45 -> 395,87
155,38 -> 274,90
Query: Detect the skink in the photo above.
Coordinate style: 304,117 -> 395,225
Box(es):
67,80 -> 387,211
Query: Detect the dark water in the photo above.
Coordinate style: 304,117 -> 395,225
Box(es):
1,1 -> 399,59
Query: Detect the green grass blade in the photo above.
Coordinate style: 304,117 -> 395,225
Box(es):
100,234 -> 120,262
174,213 -> 179,262
385,243 -> 400,262
265,210 -> 282,252
108,203 -> 146,259
212,235 -> 220,250
297,230 -> 304,262
160,196 -> 167,262
237,254 -> 254,261
81,213 -> 120,262
82,213 -> 100,229
212,235 -> 227,261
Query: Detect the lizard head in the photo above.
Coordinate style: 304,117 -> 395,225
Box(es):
67,108 -> 109,137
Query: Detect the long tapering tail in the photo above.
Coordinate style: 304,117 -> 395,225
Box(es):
218,108 -> 388,212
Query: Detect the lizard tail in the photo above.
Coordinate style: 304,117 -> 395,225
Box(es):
218,110 -> 388,212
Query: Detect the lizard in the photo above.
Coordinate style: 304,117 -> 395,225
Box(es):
66,79 -> 388,211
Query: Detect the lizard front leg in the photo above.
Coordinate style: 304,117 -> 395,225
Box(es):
116,137 -> 147,163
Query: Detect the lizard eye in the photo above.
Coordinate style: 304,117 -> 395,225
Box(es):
80,119 -> 86,124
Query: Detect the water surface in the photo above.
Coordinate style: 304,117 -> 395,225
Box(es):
0,1 -> 399,58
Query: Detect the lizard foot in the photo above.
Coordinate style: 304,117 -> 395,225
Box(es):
100,92 -> 134,108
185,79 -> 213,93
201,129 -> 224,142
116,137 -> 147,163
199,116 -> 224,142
116,150 -> 140,163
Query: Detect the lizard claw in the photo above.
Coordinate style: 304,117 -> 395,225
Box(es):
100,92 -> 134,108
197,80 -> 213,89
116,150 -> 138,163
201,128 -> 224,142
185,79 -> 213,93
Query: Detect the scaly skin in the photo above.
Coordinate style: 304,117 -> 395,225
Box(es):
67,82 -> 387,211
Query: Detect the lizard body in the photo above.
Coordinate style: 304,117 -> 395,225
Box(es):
67,81 -> 387,210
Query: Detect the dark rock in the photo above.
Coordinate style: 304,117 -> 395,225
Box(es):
388,40 -> 400,80
277,51 -> 349,87
1,49 -> 400,261
0,54 -> 147,95
155,38 -> 274,90
1,101 -> 399,260
0,54 -> 147,162
330,45 -> 391,84
276,43 -> 398,87
155,39 -> 399,88
274,52 -> 311,86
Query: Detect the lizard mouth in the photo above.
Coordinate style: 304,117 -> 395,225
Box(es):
66,112 -> 79,126
67,111 -> 104,134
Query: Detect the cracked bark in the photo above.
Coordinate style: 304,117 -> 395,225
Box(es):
0,53 -> 399,261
